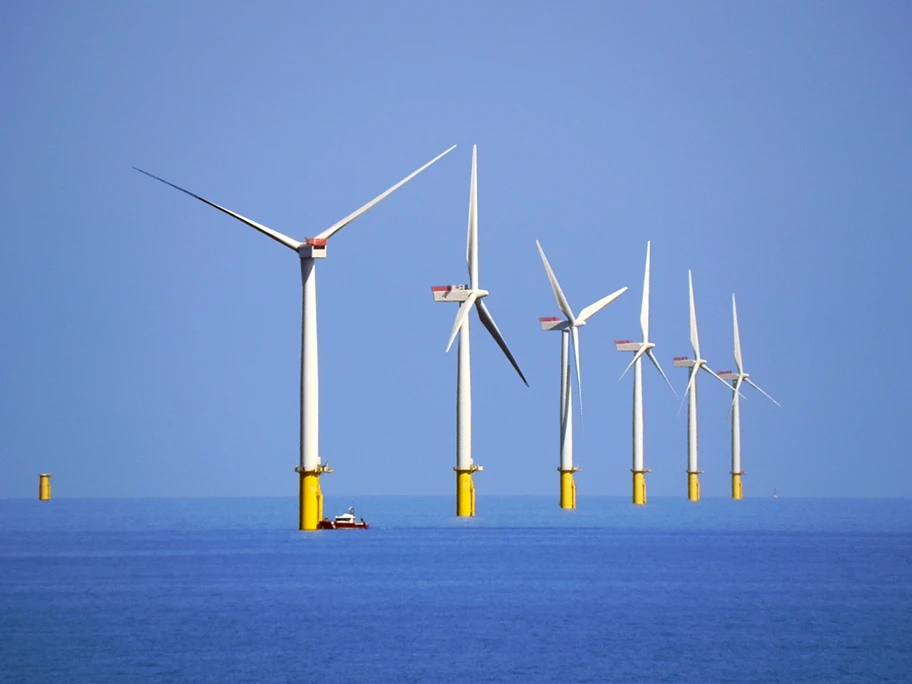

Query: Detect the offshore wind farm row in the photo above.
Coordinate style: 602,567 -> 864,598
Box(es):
135,144 -> 778,530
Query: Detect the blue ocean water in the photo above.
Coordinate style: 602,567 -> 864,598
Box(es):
1,497 -> 910,683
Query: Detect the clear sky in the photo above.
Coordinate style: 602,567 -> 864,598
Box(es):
2,2 -> 909,499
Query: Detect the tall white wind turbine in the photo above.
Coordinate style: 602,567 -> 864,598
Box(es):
536,240 -> 626,509
718,294 -> 780,499
615,241 -> 676,505
431,145 -> 528,517
673,270 -> 738,501
136,145 -> 456,530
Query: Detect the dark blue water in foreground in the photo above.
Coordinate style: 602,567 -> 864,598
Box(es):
2,497 -> 910,683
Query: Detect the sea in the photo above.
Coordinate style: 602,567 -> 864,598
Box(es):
1,496 -> 910,683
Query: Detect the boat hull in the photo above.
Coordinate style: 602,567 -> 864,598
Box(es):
317,519 -> 369,530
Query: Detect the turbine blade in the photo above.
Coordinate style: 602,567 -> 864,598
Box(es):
560,361 -> 571,440
640,241 -> 651,341
647,348 -> 677,398
535,240 -> 575,322
728,376 -> 745,418
577,286 -> 628,323
571,325 -> 583,418
689,270 -> 700,359
678,363 -> 699,414
467,145 -> 479,289
445,292 -> 477,353
134,168 -> 302,251
746,378 -> 781,407
702,363 -> 738,392
619,345 -> 646,381
475,299 -> 529,386
732,294 -> 743,373
315,145 -> 456,241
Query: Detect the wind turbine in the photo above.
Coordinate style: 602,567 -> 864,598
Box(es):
717,294 -> 780,499
431,145 -> 528,517
136,145 -> 456,530
615,241 -> 676,505
673,270 -> 737,501
536,240 -> 626,509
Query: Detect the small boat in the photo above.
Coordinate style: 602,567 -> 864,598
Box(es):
317,507 -> 369,530
772,488 -> 779,499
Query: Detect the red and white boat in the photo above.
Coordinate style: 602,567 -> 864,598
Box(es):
317,507 -> 369,530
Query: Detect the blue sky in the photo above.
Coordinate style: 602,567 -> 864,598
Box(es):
1,2 -> 909,499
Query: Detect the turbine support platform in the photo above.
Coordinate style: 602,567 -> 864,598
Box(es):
454,464 -> 482,517
687,470 -> 703,501
38,473 -> 53,501
632,468 -> 650,505
731,471 -> 744,500
296,463 -> 333,531
558,467 -> 580,509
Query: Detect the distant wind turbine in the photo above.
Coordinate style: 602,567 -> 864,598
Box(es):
718,294 -> 780,499
673,270 -> 736,501
431,145 -> 528,517
615,241 -> 676,505
536,240 -> 626,509
136,145 -> 456,530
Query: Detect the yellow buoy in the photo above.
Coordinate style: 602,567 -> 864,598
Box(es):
38,473 -> 53,501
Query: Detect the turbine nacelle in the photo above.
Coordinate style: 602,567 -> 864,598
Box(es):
616,340 -> 656,355
617,340 -> 656,374
617,339 -> 676,396
615,339 -> 646,353
539,317 -> 584,332
539,317 -> 566,331
297,238 -> 328,259
674,356 -> 726,378
431,285 -> 489,303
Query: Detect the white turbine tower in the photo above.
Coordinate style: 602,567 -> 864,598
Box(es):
718,294 -> 780,499
536,240 -> 626,509
615,241 -> 676,505
136,145 -> 456,530
431,145 -> 528,517
673,270 -> 738,501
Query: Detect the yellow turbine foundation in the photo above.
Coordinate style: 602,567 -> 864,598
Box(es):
455,466 -> 480,517
732,472 -> 743,500
38,473 -> 52,501
632,469 -> 648,505
687,471 -> 702,501
559,468 -> 579,509
296,464 -> 331,531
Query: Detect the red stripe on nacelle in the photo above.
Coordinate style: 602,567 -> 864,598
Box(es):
673,356 -> 689,361
305,238 -> 327,247
614,340 -> 633,344
430,286 -> 451,292
539,317 -> 560,322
